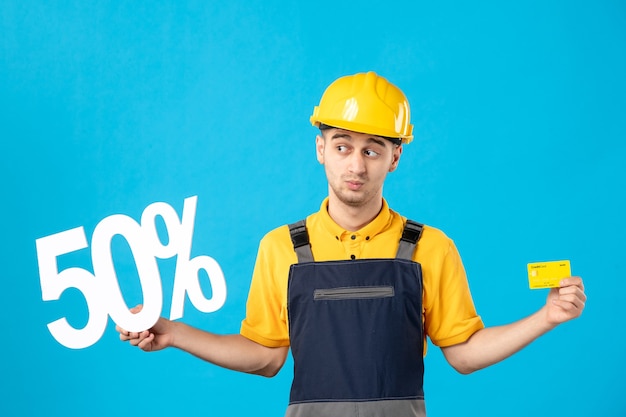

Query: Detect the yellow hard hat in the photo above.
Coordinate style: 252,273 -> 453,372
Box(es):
310,71 -> 414,144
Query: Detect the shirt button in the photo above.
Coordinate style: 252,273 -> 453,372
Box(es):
351,235 -> 356,240
350,254 -> 356,260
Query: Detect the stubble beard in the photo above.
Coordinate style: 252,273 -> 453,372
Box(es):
330,179 -> 375,208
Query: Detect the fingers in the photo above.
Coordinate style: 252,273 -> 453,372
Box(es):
137,333 -> 156,351
560,276 -> 584,291
551,276 -> 587,317
559,276 -> 586,305
118,328 -> 154,351
115,305 -> 165,352
553,291 -> 585,312
116,304 -> 146,342
130,330 -> 151,345
119,329 -> 150,344
117,327 -> 131,341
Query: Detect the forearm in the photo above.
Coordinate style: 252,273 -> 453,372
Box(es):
442,277 -> 586,374
169,321 -> 288,377
442,306 -> 555,374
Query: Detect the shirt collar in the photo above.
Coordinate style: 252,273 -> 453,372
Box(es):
318,197 -> 393,239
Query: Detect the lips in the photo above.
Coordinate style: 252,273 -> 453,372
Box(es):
346,180 -> 364,191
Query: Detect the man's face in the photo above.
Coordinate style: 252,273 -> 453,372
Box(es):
316,128 -> 402,209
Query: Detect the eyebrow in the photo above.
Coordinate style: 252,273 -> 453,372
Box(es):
330,133 -> 388,148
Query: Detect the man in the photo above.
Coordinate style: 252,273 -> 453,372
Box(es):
118,72 -> 586,416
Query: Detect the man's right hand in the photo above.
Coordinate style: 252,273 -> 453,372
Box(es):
116,305 -> 174,352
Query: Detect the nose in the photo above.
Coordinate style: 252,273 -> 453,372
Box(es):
348,151 -> 366,175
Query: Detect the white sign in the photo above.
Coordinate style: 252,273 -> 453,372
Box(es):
35,196 -> 227,349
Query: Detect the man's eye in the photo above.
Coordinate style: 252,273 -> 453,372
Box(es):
337,145 -> 348,152
364,149 -> 380,157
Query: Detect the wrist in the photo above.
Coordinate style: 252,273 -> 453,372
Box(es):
164,319 -> 182,349
537,305 -> 559,333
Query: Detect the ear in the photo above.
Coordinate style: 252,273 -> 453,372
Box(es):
388,144 -> 403,173
315,134 -> 325,164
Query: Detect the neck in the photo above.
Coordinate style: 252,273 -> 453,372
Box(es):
326,194 -> 384,232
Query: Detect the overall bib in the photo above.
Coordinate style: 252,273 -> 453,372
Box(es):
285,220 -> 426,417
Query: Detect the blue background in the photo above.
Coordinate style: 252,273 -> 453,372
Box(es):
2,1 -> 624,415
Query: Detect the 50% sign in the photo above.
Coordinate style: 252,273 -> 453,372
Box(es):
35,196 -> 226,349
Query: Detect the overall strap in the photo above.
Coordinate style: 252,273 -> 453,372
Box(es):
396,219 -> 424,260
288,220 -> 314,263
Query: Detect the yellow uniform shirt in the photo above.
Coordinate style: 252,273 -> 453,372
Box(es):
240,198 -> 484,350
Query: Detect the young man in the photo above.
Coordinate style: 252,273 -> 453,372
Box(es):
118,72 -> 586,417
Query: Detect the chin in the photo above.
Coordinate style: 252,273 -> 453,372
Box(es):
337,193 -> 371,207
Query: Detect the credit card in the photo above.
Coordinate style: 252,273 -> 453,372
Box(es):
527,260 -> 571,289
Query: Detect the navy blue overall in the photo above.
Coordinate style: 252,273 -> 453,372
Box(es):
285,219 -> 426,417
